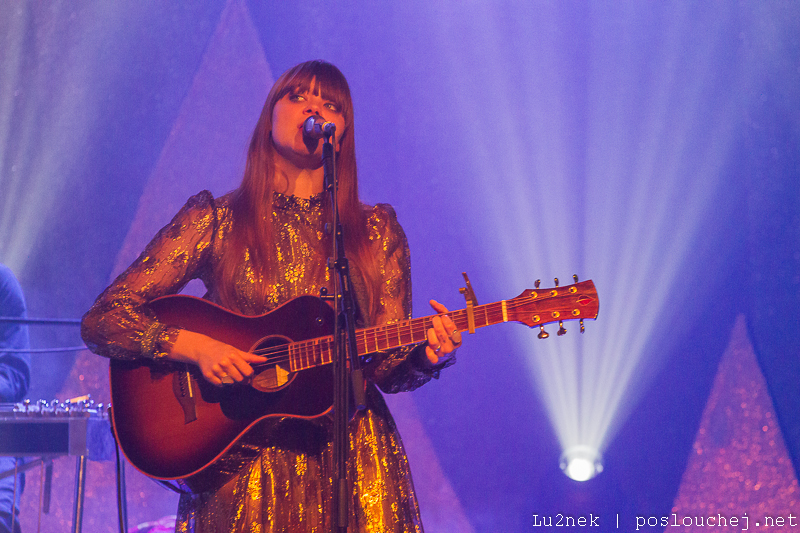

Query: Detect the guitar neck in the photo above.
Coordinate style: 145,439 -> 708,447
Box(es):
286,279 -> 598,372
287,302 -> 503,372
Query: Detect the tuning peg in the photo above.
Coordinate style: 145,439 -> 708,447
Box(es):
554,277 -> 559,287
535,279 -> 541,289
538,325 -> 550,339
557,321 -> 567,336
580,319 -> 585,333
573,274 -> 579,283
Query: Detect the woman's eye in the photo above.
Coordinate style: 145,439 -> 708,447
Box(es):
289,94 -> 306,102
324,102 -> 340,112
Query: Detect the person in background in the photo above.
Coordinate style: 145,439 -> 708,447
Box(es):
0,264 -> 32,533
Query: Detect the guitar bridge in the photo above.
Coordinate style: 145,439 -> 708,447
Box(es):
172,367 -> 197,424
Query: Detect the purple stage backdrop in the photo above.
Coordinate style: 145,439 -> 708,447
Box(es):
1,2 -> 798,532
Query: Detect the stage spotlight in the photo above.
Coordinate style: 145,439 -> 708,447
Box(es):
464,0 -> 760,496
560,446 -> 603,482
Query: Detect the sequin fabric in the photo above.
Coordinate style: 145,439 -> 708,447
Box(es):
82,191 -> 454,532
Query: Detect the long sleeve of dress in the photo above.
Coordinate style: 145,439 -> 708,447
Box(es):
81,192 -> 216,360
363,204 -> 455,394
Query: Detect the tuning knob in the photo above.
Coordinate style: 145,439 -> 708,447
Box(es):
554,277 -> 559,287
580,319 -> 585,333
538,325 -> 549,339
535,279 -> 541,289
557,321 -> 567,336
573,274 -> 579,283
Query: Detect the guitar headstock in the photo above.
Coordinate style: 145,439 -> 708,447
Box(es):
506,279 -> 599,335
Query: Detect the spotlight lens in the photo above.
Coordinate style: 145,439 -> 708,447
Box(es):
560,445 -> 603,481
566,458 -> 594,481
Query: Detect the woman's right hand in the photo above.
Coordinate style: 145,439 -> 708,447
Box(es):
168,329 -> 268,387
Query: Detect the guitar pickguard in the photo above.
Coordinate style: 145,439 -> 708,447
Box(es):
250,335 -> 295,392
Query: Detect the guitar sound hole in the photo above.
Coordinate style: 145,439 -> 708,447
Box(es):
250,335 -> 294,393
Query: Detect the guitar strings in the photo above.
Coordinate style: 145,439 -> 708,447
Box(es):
245,295 -> 582,369
252,296 -> 567,367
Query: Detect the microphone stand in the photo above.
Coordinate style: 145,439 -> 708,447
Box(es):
319,128 -> 366,533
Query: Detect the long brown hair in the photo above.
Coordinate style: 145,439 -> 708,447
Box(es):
218,60 -> 380,318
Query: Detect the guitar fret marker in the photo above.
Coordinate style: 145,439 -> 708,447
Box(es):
501,300 -> 508,322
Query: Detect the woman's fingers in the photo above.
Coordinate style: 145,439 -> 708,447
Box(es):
171,330 -> 266,386
214,357 -> 246,383
429,300 -> 461,346
203,345 -> 266,386
425,328 -> 441,364
425,300 -> 463,364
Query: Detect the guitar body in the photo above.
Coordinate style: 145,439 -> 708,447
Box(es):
110,295 -> 336,488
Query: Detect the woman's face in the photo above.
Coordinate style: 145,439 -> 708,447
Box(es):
270,78 -> 347,169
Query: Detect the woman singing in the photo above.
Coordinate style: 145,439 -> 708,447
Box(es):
82,60 -> 460,532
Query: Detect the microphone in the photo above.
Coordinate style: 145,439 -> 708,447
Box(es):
303,115 -> 336,139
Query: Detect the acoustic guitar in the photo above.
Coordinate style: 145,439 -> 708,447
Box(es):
109,279 -> 598,491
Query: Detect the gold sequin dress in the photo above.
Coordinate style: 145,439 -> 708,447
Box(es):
81,191 -> 453,533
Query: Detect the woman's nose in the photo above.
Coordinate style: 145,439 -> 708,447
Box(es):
305,101 -> 322,115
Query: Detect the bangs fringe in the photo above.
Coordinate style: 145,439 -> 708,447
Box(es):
275,61 -> 352,121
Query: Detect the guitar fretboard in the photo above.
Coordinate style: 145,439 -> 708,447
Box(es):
287,301 -> 509,372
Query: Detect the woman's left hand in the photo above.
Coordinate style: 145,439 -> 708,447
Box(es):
425,300 -> 462,364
